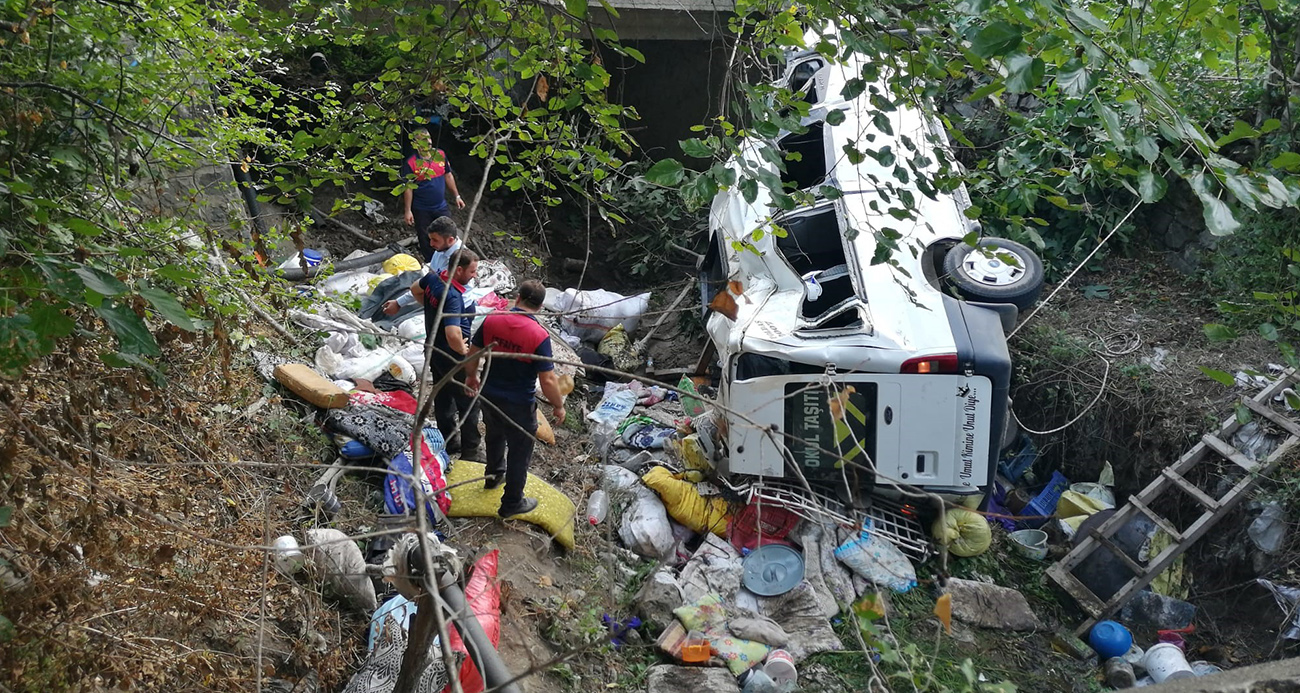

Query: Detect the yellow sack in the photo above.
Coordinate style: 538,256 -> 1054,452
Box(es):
931,508 -> 992,557
1057,490 -> 1111,519
383,253 -> 422,275
368,272 -> 394,291
444,461 -> 575,548
597,324 -> 638,372
641,466 -> 730,536
535,409 -> 556,445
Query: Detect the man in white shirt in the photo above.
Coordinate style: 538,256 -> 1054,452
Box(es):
426,217 -> 464,277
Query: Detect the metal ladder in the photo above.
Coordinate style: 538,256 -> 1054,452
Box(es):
1047,369 -> 1300,637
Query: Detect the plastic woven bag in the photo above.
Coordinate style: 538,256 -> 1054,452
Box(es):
931,508 -> 993,557
833,523 -> 917,593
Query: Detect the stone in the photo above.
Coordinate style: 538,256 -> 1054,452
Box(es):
1120,590 -> 1196,630
635,568 -> 684,627
645,664 -> 740,693
943,578 -> 1043,631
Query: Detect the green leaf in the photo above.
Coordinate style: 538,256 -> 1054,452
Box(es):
1261,0 -> 1278,9
1198,366 -> 1236,386
1214,120 -> 1260,148
1202,323 -> 1238,341
0,506 -> 11,528
644,159 -> 685,186
95,301 -> 161,356
1287,390 -> 1300,411
679,138 -> 712,159
1095,101 -> 1127,147
0,614 -> 12,643
825,108 -> 846,126
139,285 -> 198,332
1057,60 -> 1097,97
819,185 -> 843,199
971,21 -> 1022,58
1235,402 -> 1252,424
28,303 -> 75,342
1270,152 -> 1300,171
1134,136 -> 1159,164
1190,172 -> 1241,236
1260,323 -> 1280,341
680,172 -> 719,209
74,265 -> 128,297
1004,54 -> 1045,94
1137,169 -> 1168,203
564,0 -> 588,19
1261,119 -> 1283,134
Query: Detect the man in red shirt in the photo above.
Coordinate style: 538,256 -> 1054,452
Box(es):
401,127 -> 465,263
466,280 -> 567,517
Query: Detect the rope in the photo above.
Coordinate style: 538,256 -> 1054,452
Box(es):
1008,199 -> 1143,339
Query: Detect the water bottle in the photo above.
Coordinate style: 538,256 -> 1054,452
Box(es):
586,489 -> 609,526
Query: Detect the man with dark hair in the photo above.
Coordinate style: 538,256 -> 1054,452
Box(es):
383,248 -> 482,460
466,279 -> 566,517
401,127 -> 465,263
425,217 -> 464,277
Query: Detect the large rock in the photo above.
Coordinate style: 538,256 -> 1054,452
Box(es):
635,568 -> 684,626
645,664 -> 740,693
944,578 -> 1043,631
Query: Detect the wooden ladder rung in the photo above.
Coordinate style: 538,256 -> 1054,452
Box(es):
1128,496 -> 1182,541
1046,564 -> 1107,617
1202,433 -> 1259,473
1242,396 -> 1300,439
1091,529 -> 1147,577
1161,468 -> 1220,510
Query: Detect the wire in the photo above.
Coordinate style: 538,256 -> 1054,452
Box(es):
1012,354 -> 1111,435
1009,199 -> 1142,340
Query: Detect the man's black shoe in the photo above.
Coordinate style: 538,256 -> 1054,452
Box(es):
498,497 -> 539,518
483,473 -> 504,490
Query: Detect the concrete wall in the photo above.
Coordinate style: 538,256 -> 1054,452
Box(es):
607,38 -> 736,162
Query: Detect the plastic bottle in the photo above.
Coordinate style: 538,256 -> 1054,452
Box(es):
586,489 -> 609,526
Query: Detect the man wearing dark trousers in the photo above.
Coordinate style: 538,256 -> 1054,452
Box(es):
401,127 -> 465,263
381,249 -> 482,460
466,279 -> 567,517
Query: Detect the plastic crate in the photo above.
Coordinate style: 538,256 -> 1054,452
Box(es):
998,434 -> 1038,482
1018,470 -> 1069,528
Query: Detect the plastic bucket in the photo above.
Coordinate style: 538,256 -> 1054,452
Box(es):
302,249 -> 324,267
1144,642 -> 1195,683
1009,529 -> 1049,560
764,649 -> 796,683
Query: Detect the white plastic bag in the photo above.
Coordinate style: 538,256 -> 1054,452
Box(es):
333,350 -> 398,381
833,522 -> 917,593
587,387 -> 637,433
387,355 -> 416,384
601,465 -> 642,491
398,343 -> 426,375
320,269 -> 382,298
559,288 -> 651,341
315,346 -> 345,376
397,314 -> 425,342
619,485 -> 675,560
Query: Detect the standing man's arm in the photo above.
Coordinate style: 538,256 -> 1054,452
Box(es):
538,371 -> 566,424
446,171 -> 465,209
534,337 -> 564,424
403,188 -> 414,225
